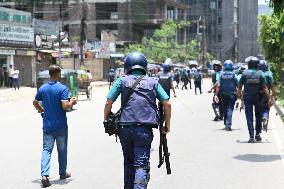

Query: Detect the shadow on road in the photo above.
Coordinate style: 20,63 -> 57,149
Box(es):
233,154 -> 281,162
236,139 -> 271,144
32,178 -> 73,187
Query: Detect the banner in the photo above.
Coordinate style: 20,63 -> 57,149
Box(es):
0,24 -> 34,42
33,19 -> 60,36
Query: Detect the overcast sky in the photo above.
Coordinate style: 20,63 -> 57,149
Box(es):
259,0 -> 269,5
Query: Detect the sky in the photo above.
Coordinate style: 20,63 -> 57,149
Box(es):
259,0 -> 269,5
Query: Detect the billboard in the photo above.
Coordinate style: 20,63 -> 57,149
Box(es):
0,24 -> 34,42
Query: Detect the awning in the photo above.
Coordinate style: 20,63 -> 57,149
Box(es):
110,53 -> 124,58
38,49 -> 57,53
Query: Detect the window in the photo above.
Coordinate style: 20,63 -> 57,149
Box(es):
218,0 -> 222,9
218,34 -> 222,42
218,17 -> 222,25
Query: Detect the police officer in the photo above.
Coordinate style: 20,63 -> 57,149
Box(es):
104,52 -> 172,189
238,57 -> 272,143
181,68 -> 189,90
174,69 -> 180,89
258,60 -> 276,131
209,61 -> 224,121
193,68 -> 203,95
158,58 -> 177,98
215,60 -> 238,131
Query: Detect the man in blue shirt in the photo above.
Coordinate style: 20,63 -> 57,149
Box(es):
33,65 -> 77,188
104,52 -> 171,189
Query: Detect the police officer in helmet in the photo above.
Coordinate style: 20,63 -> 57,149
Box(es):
238,57 -> 272,143
258,60 -> 276,131
158,58 -> 177,98
209,61 -> 224,121
215,60 -> 238,131
104,52 -> 172,189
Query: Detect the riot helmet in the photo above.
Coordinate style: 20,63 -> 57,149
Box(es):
223,60 -> 234,71
124,52 -> 148,74
246,56 -> 259,69
212,60 -> 222,72
258,60 -> 268,71
163,58 -> 173,72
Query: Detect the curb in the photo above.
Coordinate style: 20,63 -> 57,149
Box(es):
274,102 -> 284,119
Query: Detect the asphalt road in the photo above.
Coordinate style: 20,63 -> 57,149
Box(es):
1,79 -> 284,189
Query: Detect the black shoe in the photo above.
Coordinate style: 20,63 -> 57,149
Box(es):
219,117 -> 223,121
255,135 -> 262,142
60,172 -> 71,180
248,138 -> 255,143
41,177 -> 51,188
226,127 -> 232,131
262,118 -> 268,132
213,116 -> 219,121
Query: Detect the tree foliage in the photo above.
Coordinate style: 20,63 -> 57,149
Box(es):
124,21 -> 210,64
259,14 -> 284,84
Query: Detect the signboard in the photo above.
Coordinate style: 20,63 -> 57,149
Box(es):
99,30 -> 117,58
0,7 -> 32,25
16,50 -> 36,56
33,19 -> 60,36
0,49 -> 15,55
0,24 -> 34,42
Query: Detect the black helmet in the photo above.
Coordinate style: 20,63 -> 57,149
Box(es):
124,52 -> 148,74
246,56 -> 259,69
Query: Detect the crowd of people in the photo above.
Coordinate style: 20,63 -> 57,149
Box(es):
33,52 -> 277,189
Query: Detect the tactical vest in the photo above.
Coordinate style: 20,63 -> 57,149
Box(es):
120,75 -> 160,127
264,71 -> 273,89
220,71 -> 237,95
242,70 -> 263,97
158,72 -> 172,96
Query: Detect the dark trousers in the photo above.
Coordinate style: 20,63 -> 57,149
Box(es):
262,96 -> 270,119
181,80 -> 188,90
118,126 -> 153,189
13,78 -> 19,90
221,94 -> 236,128
189,79 -> 192,89
194,81 -> 202,94
244,96 -> 263,139
175,80 -> 180,89
8,77 -> 13,87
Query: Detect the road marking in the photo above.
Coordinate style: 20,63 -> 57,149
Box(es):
270,115 -> 284,168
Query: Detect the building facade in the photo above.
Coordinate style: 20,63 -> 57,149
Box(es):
188,0 -> 258,63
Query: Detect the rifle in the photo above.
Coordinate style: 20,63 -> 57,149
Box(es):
158,103 -> 171,175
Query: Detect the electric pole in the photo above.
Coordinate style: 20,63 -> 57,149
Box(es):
80,1 -> 89,66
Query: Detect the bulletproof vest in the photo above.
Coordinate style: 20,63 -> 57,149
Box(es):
220,71 -> 237,94
158,72 -> 172,96
120,75 -> 160,126
194,72 -> 202,82
264,71 -> 273,89
242,70 -> 263,97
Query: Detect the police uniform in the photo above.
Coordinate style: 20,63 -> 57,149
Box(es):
158,71 -> 173,97
212,70 -> 224,120
107,70 -> 169,189
239,68 -> 267,141
261,70 -> 274,121
218,70 -> 238,130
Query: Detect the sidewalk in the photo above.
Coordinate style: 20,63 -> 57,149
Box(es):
275,100 -> 284,118
0,87 -> 37,102
91,80 -> 108,87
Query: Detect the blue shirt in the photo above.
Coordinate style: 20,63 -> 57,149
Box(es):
35,81 -> 69,131
107,72 -> 169,102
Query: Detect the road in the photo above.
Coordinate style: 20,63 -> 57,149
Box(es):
1,79 -> 284,189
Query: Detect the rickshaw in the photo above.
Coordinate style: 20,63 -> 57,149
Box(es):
37,69 -> 78,99
76,70 -> 92,100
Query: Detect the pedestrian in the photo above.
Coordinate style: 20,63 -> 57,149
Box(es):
209,61 -> 224,121
12,67 -> 20,90
104,52 -> 171,189
237,57 -> 272,143
158,58 -> 177,98
194,68 -> 203,95
108,68 -> 115,89
8,65 -> 13,88
86,69 -> 93,81
0,67 -> 4,88
215,60 -> 238,131
33,64 -> 77,188
258,60 -> 277,131
187,69 -> 192,89
174,69 -> 180,89
181,69 -> 189,90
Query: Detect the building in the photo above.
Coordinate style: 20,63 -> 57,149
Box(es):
0,6 -> 36,87
188,0 -> 258,63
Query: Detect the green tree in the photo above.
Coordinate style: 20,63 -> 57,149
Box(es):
124,21 -> 206,64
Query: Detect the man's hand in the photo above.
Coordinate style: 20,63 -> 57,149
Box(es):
268,98 -> 273,108
214,95 -> 219,103
163,124 -> 170,135
70,97 -> 77,105
173,92 -> 177,98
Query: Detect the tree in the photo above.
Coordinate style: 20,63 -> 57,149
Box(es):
124,21 -> 208,64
